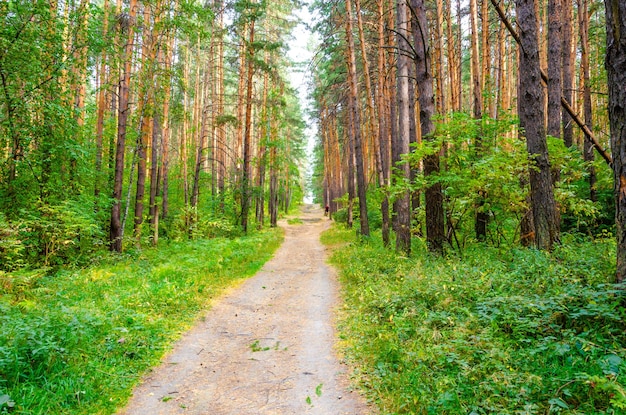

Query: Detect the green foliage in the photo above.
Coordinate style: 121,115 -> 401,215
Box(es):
0,214 -> 24,271
326,226 -> 625,414
0,198 -> 105,271
400,113 -> 613,250
0,228 -> 283,414
167,205 -> 241,241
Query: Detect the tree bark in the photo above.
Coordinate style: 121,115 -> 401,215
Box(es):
491,0 -> 612,166
604,0 -> 626,283
110,0 -> 137,252
562,0 -> 574,147
516,0 -> 560,250
241,17 -> 256,233
134,4 -> 156,241
470,0 -> 489,240
578,0 -> 596,201
412,0 -> 445,253
547,0 -> 563,138
160,29 -> 175,220
394,0 -> 412,255
94,0 -> 109,205
377,0 -> 391,246
345,0 -> 370,236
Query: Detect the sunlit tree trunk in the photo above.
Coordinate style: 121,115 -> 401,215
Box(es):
377,0 -> 391,246
345,0 -> 369,236
160,30 -> 175,220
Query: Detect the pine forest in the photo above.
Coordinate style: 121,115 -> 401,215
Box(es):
1,0 -> 626,413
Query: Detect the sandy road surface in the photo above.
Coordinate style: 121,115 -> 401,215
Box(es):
117,204 -> 372,415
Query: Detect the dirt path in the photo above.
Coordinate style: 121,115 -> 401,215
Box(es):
117,204 -> 372,415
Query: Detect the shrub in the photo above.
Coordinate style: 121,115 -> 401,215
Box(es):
326,226 -> 625,414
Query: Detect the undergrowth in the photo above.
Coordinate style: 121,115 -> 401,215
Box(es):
324,228 -> 626,414
0,228 -> 283,414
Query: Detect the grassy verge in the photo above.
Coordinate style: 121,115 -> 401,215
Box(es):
0,228 -> 283,414
323,227 -> 626,414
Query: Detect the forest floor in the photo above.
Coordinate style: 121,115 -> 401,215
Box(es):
117,204 -> 372,415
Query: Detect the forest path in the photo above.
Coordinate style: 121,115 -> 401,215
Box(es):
117,204 -> 372,415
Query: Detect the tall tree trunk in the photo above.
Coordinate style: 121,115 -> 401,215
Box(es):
181,46 -> 190,206
547,0 -> 563,138
578,0 -> 596,201
456,0 -> 463,109
605,0 -> 626,283
434,0 -> 447,115
481,0 -> 492,116
94,0 -> 109,205
471,0 -> 489,241
160,31 -> 175,220
562,0 -> 574,147
345,0 -> 370,237
413,0 -> 445,253
394,0 -> 412,255
470,0 -> 482,121
516,0 -> 560,250
446,0 -> 461,111
214,5 -> 226,206
346,113 -> 355,229
134,4 -> 155,241
256,61 -> 269,228
149,115 -> 161,245
491,0 -> 612,166
377,0 -> 391,246
191,64 -> 210,210
110,0 -> 137,252
241,18 -> 256,233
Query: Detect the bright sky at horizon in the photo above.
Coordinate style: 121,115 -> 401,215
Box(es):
287,1 -> 318,203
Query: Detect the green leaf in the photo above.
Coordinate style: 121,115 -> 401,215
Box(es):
548,398 -> 569,409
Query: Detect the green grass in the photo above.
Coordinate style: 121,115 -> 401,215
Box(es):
0,228 -> 283,414
325,227 -> 626,414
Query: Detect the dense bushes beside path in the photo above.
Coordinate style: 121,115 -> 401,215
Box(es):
325,228 -> 626,414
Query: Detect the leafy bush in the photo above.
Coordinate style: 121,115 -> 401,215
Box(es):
401,113 -> 612,250
0,214 -> 25,271
327,227 -> 625,414
167,205 -> 240,240
0,198 -> 104,271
